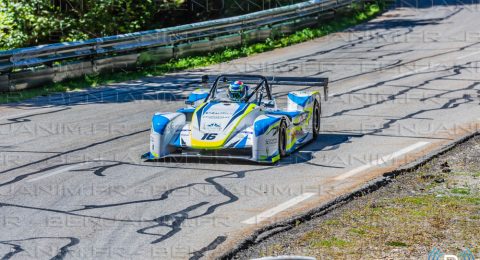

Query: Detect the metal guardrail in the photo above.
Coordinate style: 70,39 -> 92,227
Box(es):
0,0 -> 358,92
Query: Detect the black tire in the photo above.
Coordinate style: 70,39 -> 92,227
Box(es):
278,120 -> 287,157
312,100 -> 321,139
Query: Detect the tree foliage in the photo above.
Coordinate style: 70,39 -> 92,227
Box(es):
0,0 -> 303,50
0,0 -> 162,49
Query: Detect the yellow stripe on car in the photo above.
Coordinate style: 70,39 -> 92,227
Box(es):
191,103 -> 257,149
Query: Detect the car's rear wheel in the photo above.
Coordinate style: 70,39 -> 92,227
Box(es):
278,120 -> 287,157
312,100 -> 321,139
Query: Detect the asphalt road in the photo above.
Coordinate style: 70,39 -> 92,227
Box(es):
1,1 -> 480,259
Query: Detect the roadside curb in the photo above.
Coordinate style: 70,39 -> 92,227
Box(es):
220,130 -> 480,259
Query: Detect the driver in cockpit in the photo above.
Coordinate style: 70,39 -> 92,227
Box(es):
227,81 -> 249,102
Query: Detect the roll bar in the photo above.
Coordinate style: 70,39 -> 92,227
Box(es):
201,74 -> 329,101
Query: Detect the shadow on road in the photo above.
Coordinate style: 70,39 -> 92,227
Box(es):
148,133 -> 361,166
280,133 -> 362,165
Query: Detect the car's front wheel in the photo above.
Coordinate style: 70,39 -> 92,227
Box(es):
278,120 -> 287,157
312,100 -> 321,140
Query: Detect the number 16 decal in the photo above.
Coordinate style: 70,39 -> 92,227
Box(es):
201,133 -> 218,140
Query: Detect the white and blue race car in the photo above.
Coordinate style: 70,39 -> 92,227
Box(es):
142,74 -> 328,163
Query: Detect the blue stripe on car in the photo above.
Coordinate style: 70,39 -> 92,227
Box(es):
195,102 -> 215,127
187,93 -> 208,102
254,116 -> 281,136
224,103 -> 249,129
173,133 -> 182,146
288,93 -> 311,107
202,102 -> 217,115
267,110 -> 302,120
234,136 -> 249,148
152,114 -> 170,135
287,133 -> 310,153
177,107 -> 195,113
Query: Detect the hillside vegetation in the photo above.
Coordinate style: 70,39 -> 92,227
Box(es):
0,0 -> 303,50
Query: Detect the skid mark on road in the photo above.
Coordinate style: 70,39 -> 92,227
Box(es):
69,182 -> 205,211
16,80 -> 200,107
328,60 -> 479,118
0,107 -> 70,126
26,162 -> 89,182
242,193 -> 316,225
0,165 -> 272,246
0,128 -> 149,176
334,141 -> 430,180
0,237 -> 79,260
136,202 -> 211,244
327,64 -> 436,97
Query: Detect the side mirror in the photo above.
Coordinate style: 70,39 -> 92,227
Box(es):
185,100 -> 194,106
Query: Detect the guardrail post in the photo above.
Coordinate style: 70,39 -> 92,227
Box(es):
172,33 -> 179,59
293,8 -> 298,30
0,73 -> 12,92
9,72 -> 15,92
92,42 -> 98,73
7,54 -> 15,90
240,19 -> 246,45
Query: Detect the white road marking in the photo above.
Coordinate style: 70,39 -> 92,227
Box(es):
333,141 -> 430,181
242,193 -> 316,225
456,50 -> 480,60
27,163 -> 88,182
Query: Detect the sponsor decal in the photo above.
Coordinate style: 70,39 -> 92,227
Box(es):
203,110 -> 232,120
205,111 -> 230,115
204,115 -> 230,119
265,138 -> 277,145
294,129 -> 304,136
299,113 -> 308,122
204,122 -> 222,131
293,113 -> 308,126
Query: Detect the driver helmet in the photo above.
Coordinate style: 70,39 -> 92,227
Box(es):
228,81 -> 248,101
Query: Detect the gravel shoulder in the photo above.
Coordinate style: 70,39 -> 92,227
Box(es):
234,135 -> 480,259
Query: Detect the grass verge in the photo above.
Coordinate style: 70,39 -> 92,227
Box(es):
238,136 -> 480,259
0,1 -> 386,104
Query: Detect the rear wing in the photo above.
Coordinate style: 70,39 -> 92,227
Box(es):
201,74 -> 329,101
